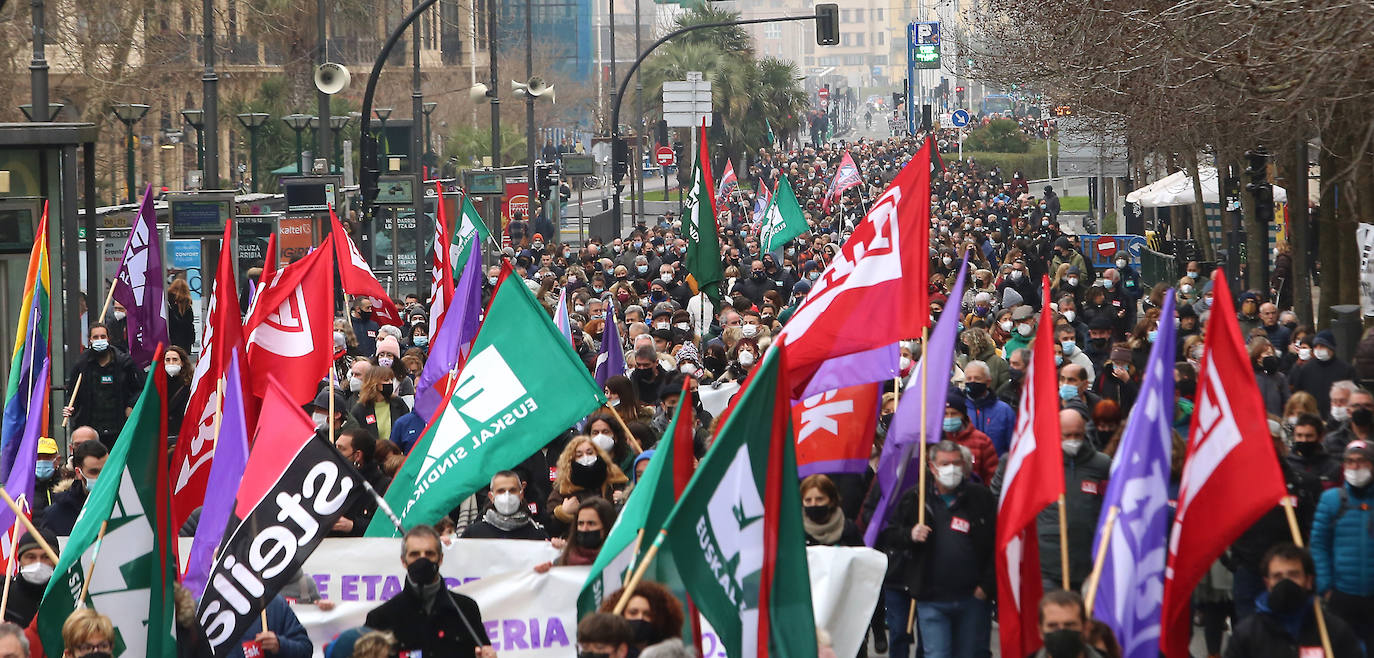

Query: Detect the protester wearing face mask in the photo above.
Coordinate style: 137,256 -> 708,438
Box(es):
29,438 -> 64,523
1308,439 -> 1374,650
883,441 -> 995,658
1032,590 -> 1104,658
1284,414 -> 1342,490
598,581 -> 693,658
962,361 -> 1017,456
3,528 -> 59,627
1325,387 -> 1374,455
61,323 -> 140,449
584,412 -> 641,479
348,365 -> 409,442
940,387 -> 999,483
305,389 -> 358,437
40,440 -> 108,536
576,613 -> 634,658
1289,332 -> 1358,419
162,346 -> 193,445
1003,305 -> 1038,356
799,475 -> 862,547
60,608 -> 120,658
366,525 -> 495,657
541,496 -> 616,569
1224,543 -> 1363,658
460,471 -> 549,540
350,299 -> 381,356
720,337 -> 761,383
547,437 -> 629,538
993,410 -> 1109,592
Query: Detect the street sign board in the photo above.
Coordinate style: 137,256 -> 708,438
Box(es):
664,76 -> 713,128
818,87 -> 830,99
909,21 -> 941,71
655,146 -> 675,167
561,154 -> 594,177
951,109 -> 970,127
463,169 -> 507,195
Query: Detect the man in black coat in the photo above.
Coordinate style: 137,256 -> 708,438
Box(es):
61,323 -> 141,449
40,440 -> 108,536
1223,543 -> 1362,658
366,525 -> 495,657
329,428 -> 390,537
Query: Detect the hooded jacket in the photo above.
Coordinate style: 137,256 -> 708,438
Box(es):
1310,482 -> 1374,597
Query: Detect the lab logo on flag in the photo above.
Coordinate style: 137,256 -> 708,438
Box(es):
119,222 -> 153,304
684,179 -> 704,244
701,447 -> 765,611
795,390 -> 855,443
250,288 -> 314,358
1170,361 -> 1242,554
413,347 -> 532,491
80,470 -> 159,657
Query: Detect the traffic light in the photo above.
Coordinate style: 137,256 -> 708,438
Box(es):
921,105 -> 932,131
1246,148 -> 1274,223
612,138 -> 629,182
815,3 -> 839,45
655,119 -> 669,147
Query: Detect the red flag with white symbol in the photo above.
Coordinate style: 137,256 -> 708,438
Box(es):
791,382 -> 880,477
244,243 -> 335,404
1160,270 -> 1287,657
774,137 -> 933,395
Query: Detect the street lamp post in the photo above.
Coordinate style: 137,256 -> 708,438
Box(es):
307,116 -> 323,169
421,101 -> 437,165
329,115 -> 352,169
112,103 -> 150,203
18,103 -> 63,122
282,113 -> 313,174
236,112 -> 270,192
181,109 -> 206,171
374,108 -> 393,159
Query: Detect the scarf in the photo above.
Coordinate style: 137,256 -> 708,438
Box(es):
803,507 -> 845,545
483,507 -> 532,532
411,577 -> 444,615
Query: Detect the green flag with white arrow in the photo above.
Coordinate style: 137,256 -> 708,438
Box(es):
759,175 -> 809,254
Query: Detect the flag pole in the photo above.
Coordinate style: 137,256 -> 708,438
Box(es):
76,521 -> 109,607
603,404 -> 643,453
916,326 -> 929,526
0,523 -> 20,619
1058,494 -> 1070,590
1283,497 -> 1334,658
1082,505 -> 1118,617
0,489 -> 57,565
612,529 -> 667,615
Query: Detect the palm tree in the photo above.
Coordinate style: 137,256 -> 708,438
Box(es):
672,5 -> 753,57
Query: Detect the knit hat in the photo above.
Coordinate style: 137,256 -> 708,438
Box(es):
14,528 -> 58,562
1314,331 -> 1337,350
676,342 -> 701,366
376,335 -> 401,358
1345,440 -> 1374,462
1001,287 -> 1024,308
944,386 -> 969,417
632,450 -> 656,483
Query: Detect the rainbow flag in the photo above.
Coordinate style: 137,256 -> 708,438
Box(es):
0,205 -> 50,479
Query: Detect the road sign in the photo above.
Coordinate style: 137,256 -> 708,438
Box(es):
655,146 -> 675,167
818,87 -> 830,100
664,75 -> 713,127
908,21 -> 941,71
1095,236 -> 1118,257
951,109 -> 970,127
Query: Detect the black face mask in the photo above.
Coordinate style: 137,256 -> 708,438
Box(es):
406,557 -> 440,585
577,529 -> 605,550
1041,629 -> 1084,658
880,412 -> 894,429
380,383 -> 395,398
628,618 -> 657,645
570,458 -> 608,488
579,652 -> 612,658
1292,441 -> 1321,458
1260,355 -> 1280,375
1267,577 -> 1308,614
703,356 -> 727,374
1008,368 -> 1024,384
803,505 -> 831,523
82,653 -> 113,658
1177,379 -> 1197,398
965,382 -> 989,399
1353,407 -> 1373,428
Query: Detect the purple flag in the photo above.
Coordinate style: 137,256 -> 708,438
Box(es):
1089,294 -> 1174,658
555,288 -> 573,346
0,357 -> 47,567
800,343 -> 899,398
864,252 -> 970,546
594,307 -> 626,387
182,349 -> 249,597
415,240 -> 484,421
111,183 -> 169,368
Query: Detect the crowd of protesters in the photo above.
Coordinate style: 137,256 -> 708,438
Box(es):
32,131 -> 1374,658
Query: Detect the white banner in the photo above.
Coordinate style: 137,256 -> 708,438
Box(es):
178,538 -> 884,657
1358,223 -> 1374,317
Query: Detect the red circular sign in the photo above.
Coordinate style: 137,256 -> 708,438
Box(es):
818,88 -> 830,99
1095,236 -> 1118,257
655,146 -> 675,166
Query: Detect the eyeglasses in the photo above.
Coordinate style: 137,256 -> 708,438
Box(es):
77,641 -> 112,653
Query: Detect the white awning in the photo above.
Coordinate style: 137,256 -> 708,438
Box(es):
1125,166 -> 1287,208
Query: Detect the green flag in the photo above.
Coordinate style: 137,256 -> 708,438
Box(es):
368,271 -> 605,536
39,366 -> 177,658
452,192 -> 491,278
759,176 -> 809,254
682,125 -> 722,301
577,383 -> 692,618
657,348 -> 816,657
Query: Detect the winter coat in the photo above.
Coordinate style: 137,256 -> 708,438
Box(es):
1288,357 -> 1358,417
1310,482 -> 1374,597
992,441 -> 1111,588
1253,365 -> 1291,417
945,424 -> 999,485
882,480 -> 997,601
366,582 -> 490,656
1231,463 -> 1320,575
966,392 -> 1016,456
958,346 -> 1010,390
223,596 -> 313,658
349,397 -> 412,441
1223,594 -> 1363,658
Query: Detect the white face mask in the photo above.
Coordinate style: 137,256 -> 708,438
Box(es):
1298,347 -> 1312,361
1017,323 -> 1034,337
740,324 -> 758,337
492,492 -> 522,516
675,322 -> 690,332
113,310 -> 126,321
1314,347 -> 1333,362
1181,284 -> 1193,295
738,350 -> 756,367
1009,270 -> 1023,281
655,321 -> 670,330
1115,259 -> 1127,269
378,355 -> 395,368
935,464 -> 964,488
899,356 -> 912,371
999,320 -> 1014,333
607,397 -> 620,408
312,411 -> 328,427
164,364 -> 182,378
661,274 -> 673,283
575,454 -> 599,467
349,376 -> 363,392
1331,406 -> 1350,422
591,432 -> 615,453
1345,467 -> 1372,488
942,257 -> 953,266
679,363 -> 698,375
1062,310 -> 1076,323
1066,277 -> 1078,287
1062,439 -> 1083,456
90,338 -> 109,352
19,562 -> 52,586
575,305 -> 586,314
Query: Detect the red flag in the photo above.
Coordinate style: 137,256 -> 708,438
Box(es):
244,243 -> 336,404
995,276 -> 1064,658
263,232 -> 278,276
774,137 -> 933,395
171,221 -> 246,529
1161,270 -> 1287,658
329,207 -> 401,327
715,159 -> 739,204
822,151 -> 863,213
429,182 -> 456,337
792,383 -> 880,477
